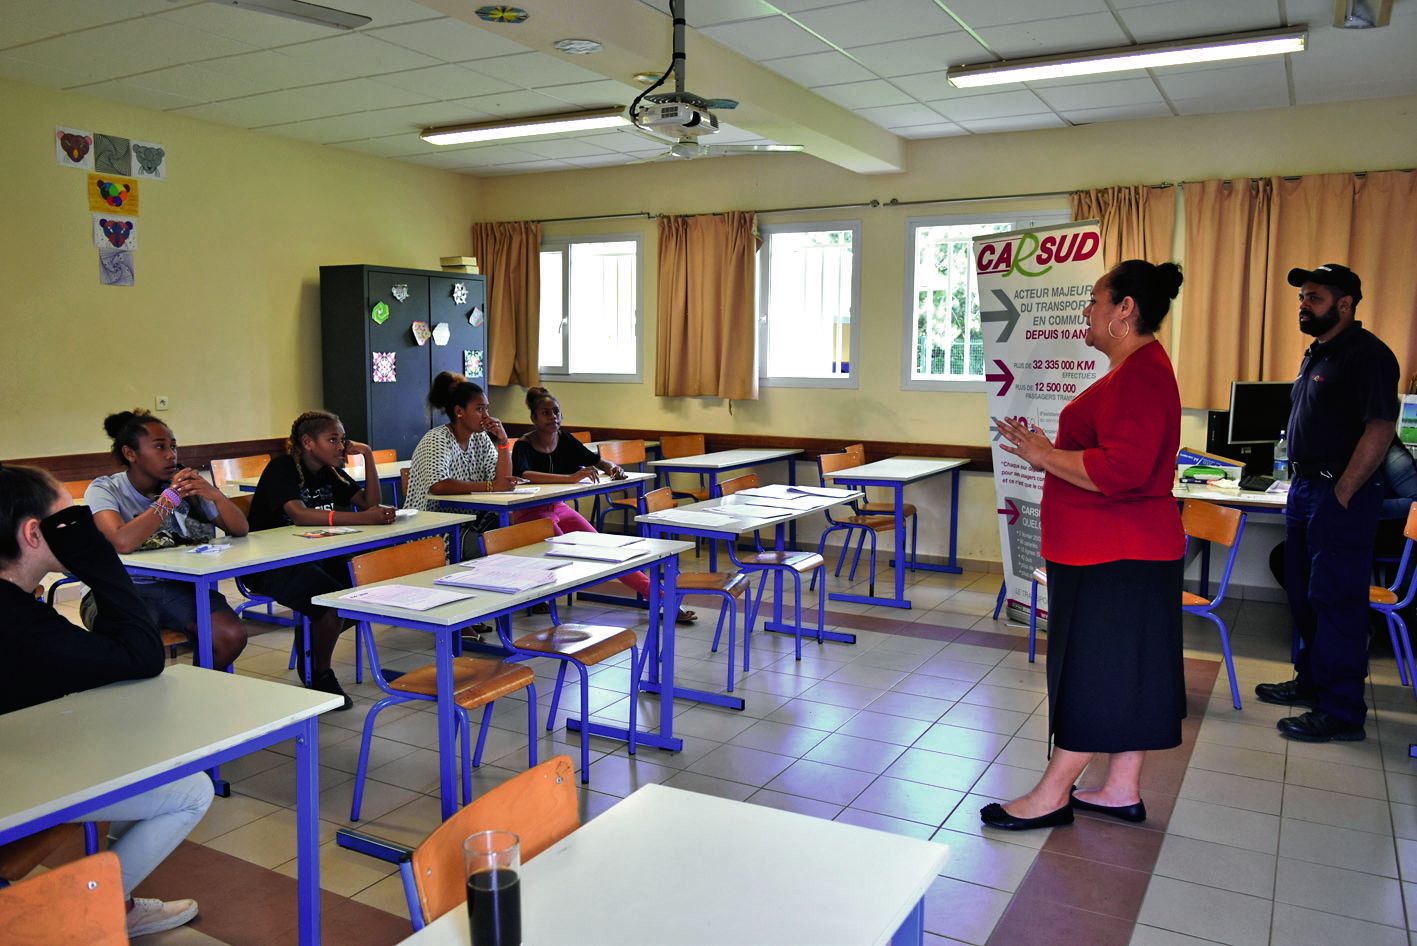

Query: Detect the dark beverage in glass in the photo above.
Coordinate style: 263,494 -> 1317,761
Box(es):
466,869 -> 521,946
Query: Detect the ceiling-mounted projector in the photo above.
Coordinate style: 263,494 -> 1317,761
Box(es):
638,102 -> 720,137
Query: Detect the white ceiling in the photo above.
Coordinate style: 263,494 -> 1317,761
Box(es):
2,0 -> 1414,176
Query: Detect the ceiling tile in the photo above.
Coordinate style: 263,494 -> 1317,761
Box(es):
0,0 -> 175,49
332,0 -> 451,27
1032,77 -> 1165,111
0,51 -> 114,88
795,0 -> 961,48
539,79 -> 643,109
374,64 -> 518,100
331,134 -> 431,157
1156,59 -> 1289,103
514,138 -> 619,160
80,79 -> 206,112
973,13 -> 1131,60
957,113 -> 1068,133
1059,102 -> 1175,125
196,49 -> 349,91
1115,0 -> 1283,44
944,0 -> 1112,29
443,89 -> 573,118
891,120 -> 967,138
846,33 -> 987,78
930,89 -> 1052,122
636,0 -> 779,27
275,33 -> 441,81
562,152 -> 638,169
177,77 -> 431,127
260,102 -> 474,144
772,0 -> 869,11
368,17 -> 531,64
890,70 -> 953,100
476,159 -> 578,175
463,52 -> 607,89
1290,20 -> 1417,104
576,130 -> 671,154
6,17 -> 259,80
811,79 -> 914,109
853,102 -> 945,128
155,3 -> 336,48
91,62 -> 281,102
761,50 -> 875,87
700,17 -> 833,60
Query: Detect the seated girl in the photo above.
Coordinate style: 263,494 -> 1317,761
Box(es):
84,409 -> 250,668
513,386 -> 694,623
245,410 -> 395,708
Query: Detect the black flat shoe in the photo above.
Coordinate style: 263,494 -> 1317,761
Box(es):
1069,791 -> 1147,823
1255,679 -> 1318,708
979,802 -> 1073,831
1277,710 -> 1365,742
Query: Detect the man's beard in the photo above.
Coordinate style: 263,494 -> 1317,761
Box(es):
1299,305 -> 1340,337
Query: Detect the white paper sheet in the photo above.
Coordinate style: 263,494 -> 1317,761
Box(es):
787,485 -> 857,498
436,566 -> 558,593
544,545 -> 653,563
643,510 -> 742,528
545,532 -> 646,548
461,553 -> 572,571
340,584 -> 472,611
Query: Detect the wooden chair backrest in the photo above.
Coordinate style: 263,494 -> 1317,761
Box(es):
62,480 -> 92,502
819,451 -> 860,475
843,443 -> 866,465
565,431 -> 592,444
481,518 -> 556,556
642,487 -> 675,514
0,851 -> 126,946
719,473 -> 758,496
660,434 -> 706,459
210,454 -> 272,487
411,755 -> 579,925
228,493 -> 253,517
1182,500 -> 1243,547
1405,501 -> 1417,543
350,536 -> 447,587
371,449 -> 397,464
597,440 -> 647,465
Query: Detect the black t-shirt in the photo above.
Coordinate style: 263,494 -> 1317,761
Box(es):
1288,322 -> 1399,466
512,434 -> 598,477
248,454 -> 361,530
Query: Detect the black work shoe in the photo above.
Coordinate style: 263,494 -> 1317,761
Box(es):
1277,710 -> 1365,742
980,802 -> 1073,831
1254,679 -> 1318,708
310,669 -> 353,711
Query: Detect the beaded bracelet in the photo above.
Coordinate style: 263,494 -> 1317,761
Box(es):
161,487 -> 182,507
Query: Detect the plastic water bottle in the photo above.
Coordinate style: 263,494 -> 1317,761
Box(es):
1272,430 -> 1290,481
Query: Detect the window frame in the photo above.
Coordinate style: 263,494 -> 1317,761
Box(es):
538,232 -> 645,384
756,219 -> 863,390
900,210 -> 1071,392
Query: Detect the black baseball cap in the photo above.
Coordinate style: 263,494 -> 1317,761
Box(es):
1288,263 -> 1362,304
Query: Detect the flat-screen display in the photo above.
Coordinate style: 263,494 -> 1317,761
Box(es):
1228,381 -> 1292,445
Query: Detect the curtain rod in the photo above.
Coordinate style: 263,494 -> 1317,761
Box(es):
536,211 -> 654,224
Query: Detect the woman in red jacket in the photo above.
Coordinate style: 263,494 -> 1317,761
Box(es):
986,260 -> 1186,830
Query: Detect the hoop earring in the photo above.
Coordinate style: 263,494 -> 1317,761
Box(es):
1107,319 -> 1131,340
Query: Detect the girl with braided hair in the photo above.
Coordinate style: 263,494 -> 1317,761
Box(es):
244,411 -> 395,708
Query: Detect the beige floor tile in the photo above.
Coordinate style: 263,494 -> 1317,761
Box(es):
1167,798 -> 1281,854
1129,925 -> 1233,945
1178,768 -> 1284,814
1279,818 -> 1399,877
1284,785 -> 1394,835
349,870 -> 417,920
1270,903 -> 1408,946
1185,742 -> 1286,781
940,702 -> 1028,736
1136,876 -> 1272,946
973,762 -> 1043,801
188,793 -> 282,845
1153,834 -> 1277,899
1285,757 -> 1389,799
931,828 -> 1039,892
202,809 -> 340,869
274,836 -> 397,897
1275,857 -> 1405,927
922,875 -> 1011,945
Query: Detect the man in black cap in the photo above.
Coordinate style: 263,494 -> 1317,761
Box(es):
1255,263 -> 1399,741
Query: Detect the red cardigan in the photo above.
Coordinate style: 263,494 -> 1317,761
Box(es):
1040,340 -> 1185,566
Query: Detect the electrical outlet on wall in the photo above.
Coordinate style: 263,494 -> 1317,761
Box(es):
155,395 -> 170,411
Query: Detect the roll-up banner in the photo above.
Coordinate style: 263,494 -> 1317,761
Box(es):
974,220 -> 1106,621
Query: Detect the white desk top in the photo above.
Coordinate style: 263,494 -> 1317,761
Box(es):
648,448 -> 803,470
229,460 -> 410,489
824,456 -> 969,483
312,537 -> 693,627
117,510 -> 474,576
1172,483 -> 1287,508
399,783 -> 947,946
636,491 -> 861,536
433,471 -> 655,508
0,664 -> 339,835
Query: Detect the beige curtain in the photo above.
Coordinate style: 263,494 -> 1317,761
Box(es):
655,211 -> 759,400
1176,179 -> 1272,408
470,221 -> 541,387
1351,170 -> 1417,387
1069,185 -> 1176,271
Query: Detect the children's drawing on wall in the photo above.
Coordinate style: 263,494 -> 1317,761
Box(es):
99,250 -> 135,287
88,173 -> 140,214
131,141 -> 166,179
94,134 -> 132,176
93,214 -> 138,251
56,127 -> 93,169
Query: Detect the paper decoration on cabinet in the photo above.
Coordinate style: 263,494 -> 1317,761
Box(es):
431,322 -> 451,346
371,301 -> 390,324
411,321 -> 432,346
372,351 -> 397,383
99,250 -> 134,287
131,141 -> 166,179
463,350 -> 484,377
93,214 -> 138,250
391,284 -> 410,302
476,5 -> 528,22
88,174 -> 140,214
452,283 -> 468,305
94,134 -> 131,176
56,127 -> 94,169
468,306 -> 484,327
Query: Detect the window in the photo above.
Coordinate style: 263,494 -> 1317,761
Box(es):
903,212 -> 1069,390
758,221 -> 860,388
539,235 -> 642,381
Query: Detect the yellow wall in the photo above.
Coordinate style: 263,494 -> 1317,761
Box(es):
0,78 -> 479,458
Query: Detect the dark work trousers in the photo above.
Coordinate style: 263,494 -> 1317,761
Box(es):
1284,474 -> 1384,727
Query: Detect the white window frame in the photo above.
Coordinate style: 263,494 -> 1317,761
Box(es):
901,210 -> 1070,392
757,220 -> 862,390
538,232 -> 644,384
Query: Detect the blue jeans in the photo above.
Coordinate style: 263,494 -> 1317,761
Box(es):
75,772 -> 213,898
1284,474 -> 1384,727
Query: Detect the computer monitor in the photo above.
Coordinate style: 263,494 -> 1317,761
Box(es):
1227,381 -> 1293,445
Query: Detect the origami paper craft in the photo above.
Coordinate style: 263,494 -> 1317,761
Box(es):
463,349 -> 484,377
371,301 -> 390,324
468,306 -> 484,327
411,321 -> 432,345
431,322 -> 451,346
391,284 -> 410,302
372,351 -> 396,383
452,283 -> 468,305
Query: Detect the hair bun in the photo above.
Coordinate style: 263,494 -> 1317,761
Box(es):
427,371 -> 464,411
102,408 -> 150,439
1155,262 -> 1184,300
525,386 -> 552,411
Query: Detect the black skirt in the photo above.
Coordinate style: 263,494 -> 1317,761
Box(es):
1045,557 -> 1186,754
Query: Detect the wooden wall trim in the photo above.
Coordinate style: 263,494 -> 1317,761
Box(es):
5,437 -> 289,483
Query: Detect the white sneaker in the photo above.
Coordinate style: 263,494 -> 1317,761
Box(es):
126,897 -> 199,937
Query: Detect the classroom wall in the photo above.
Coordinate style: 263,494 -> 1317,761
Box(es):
0,78 -> 480,459
477,94 -> 1417,568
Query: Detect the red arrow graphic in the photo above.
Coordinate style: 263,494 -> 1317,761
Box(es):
997,498 -> 1020,525
986,359 -> 1015,397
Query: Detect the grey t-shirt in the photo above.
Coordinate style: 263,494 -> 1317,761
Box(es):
85,472 -> 219,581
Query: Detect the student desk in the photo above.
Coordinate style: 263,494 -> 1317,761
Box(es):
637,490 -> 864,710
311,537 -> 694,818
0,665 -> 340,946
647,448 -> 804,570
229,460 -> 412,504
822,457 -> 970,609
430,471 -> 656,529
396,783 -> 947,946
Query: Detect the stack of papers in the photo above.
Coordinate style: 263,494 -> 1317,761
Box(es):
790,485 -> 857,499
436,566 -> 558,594
546,532 -> 644,548
644,510 -> 742,528
545,544 -> 651,563
341,584 -> 472,611
469,553 -> 572,571
731,495 -> 821,512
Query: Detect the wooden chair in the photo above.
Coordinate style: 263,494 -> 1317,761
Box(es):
659,434 -> 711,503
1370,503 -> 1417,685
345,536 -> 537,821
346,449 -> 399,504
481,521 -> 644,782
565,430 -> 592,444
62,479 -> 91,501
810,452 -> 896,598
841,443 -> 919,572
210,454 -> 272,489
0,851 -> 126,945
593,440 -> 649,533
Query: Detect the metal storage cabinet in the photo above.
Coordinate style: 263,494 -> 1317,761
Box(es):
320,265 -> 488,460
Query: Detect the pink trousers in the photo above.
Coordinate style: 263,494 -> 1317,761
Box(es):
511,502 -> 652,597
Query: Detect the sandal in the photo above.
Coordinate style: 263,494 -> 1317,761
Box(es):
676,608 -> 698,625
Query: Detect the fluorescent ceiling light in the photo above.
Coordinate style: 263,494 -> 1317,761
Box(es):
210,0 -> 371,30
947,27 -> 1307,88
421,108 -> 630,146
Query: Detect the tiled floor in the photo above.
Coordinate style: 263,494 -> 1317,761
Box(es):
40,554 -> 1417,946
